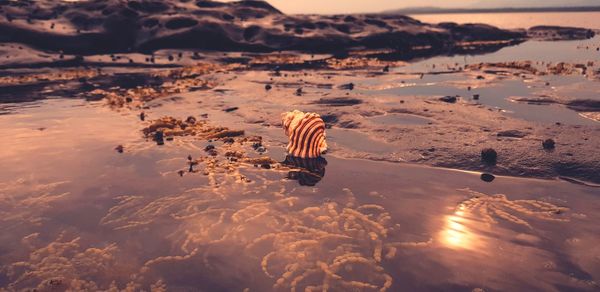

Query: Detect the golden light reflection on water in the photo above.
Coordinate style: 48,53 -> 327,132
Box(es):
440,208 -> 481,250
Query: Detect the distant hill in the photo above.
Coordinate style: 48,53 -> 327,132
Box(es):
471,0 -> 600,8
385,6 -> 600,15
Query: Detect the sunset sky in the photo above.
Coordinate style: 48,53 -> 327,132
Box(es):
222,0 -> 595,14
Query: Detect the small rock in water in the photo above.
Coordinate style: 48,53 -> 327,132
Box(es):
154,131 -> 164,145
480,173 -> 496,182
265,84 -> 272,90
439,95 -> 458,103
338,83 -> 354,90
542,139 -> 556,150
473,94 -> 480,100
115,145 -> 124,153
481,148 -> 497,165
497,130 -> 527,138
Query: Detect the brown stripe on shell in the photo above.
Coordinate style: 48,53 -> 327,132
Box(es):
282,111 -> 327,158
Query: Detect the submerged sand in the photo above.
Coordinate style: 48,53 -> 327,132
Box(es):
0,1 -> 599,291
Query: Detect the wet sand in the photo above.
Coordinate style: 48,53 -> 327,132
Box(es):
0,97 -> 598,291
1,1 -> 599,291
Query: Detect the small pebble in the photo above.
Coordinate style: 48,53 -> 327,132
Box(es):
154,131 -> 164,145
439,95 -> 458,103
542,139 -> 556,150
480,173 -> 495,182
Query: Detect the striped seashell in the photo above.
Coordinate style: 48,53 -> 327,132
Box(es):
281,110 -> 328,158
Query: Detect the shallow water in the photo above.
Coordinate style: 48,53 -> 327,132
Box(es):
412,12 -> 600,30
0,35 -> 600,291
369,36 -> 600,126
368,113 -> 432,126
0,82 -> 599,292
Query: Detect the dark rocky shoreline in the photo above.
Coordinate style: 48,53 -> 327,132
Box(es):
2,0 -> 592,56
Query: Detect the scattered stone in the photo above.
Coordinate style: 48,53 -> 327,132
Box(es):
222,137 -> 235,144
439,95 -> 458,103
542,139 -> 556,150
338,82 -> 354,90
481,148 -> 497,165
224,107 -> 239,112
295,88 -> 303,96
140,112 -> 145,121
185,116 -> 197,124
473,94 -> 480,100
204,144 -> 215,152
154,131 -> 164,145
480,173 -> 496,182
497,130 -> 528,138
178,170 -> 185,177
476,75 -> 485,80
265,84 -> 272,90
383,65 -> 390,72
312,97 -> 362,106
115,145 -> 124,153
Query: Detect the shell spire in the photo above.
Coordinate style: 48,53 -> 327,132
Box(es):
281,110 -> 328,158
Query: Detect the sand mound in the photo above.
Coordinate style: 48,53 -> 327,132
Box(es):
0,0 -> 528,55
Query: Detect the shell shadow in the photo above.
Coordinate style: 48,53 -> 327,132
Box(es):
281,156 -> 327,186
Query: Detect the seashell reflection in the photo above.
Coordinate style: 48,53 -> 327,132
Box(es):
282,155 -> 327,186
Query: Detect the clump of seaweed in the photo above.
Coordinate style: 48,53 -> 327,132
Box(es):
0,69 -> 99,86
457,189 -> 569,229
325,57 -> 404,71
2,232 -> 162,291
245,200 -> 397,291
0,179 -> 70,227
102,182 -> 430,291
142,116 -> 245,140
